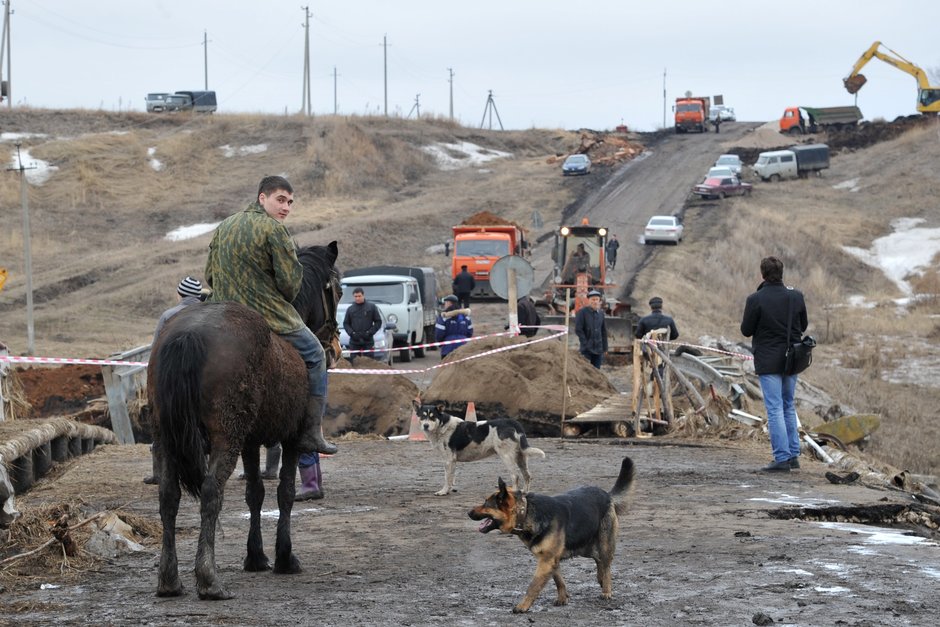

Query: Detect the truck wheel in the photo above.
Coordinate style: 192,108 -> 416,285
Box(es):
398,345 -> 412,362
770,174 -> 781,183
745,188 -> 752,196
718,192 -> 726,199
414,341 -> 426,358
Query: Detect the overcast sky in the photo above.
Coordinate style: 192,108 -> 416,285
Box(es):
6,0 -> 940,130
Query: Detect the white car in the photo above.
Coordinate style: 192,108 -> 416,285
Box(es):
710,105 -> 736,122
705,166 -> 735,180
714,154 -> 743,176
644,215 -> 684,245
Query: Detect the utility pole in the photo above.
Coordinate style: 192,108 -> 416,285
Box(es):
332,66 -> 339,114
480,90 -> 504,130
1,0 -> 11,108
447,67 -> 454,121
301,6 -> 311,116
662,67 -> 667,130
382,34 -> 388,117
8,144 -> 36,354
407,93 -> 420,119
203,30 -> 209,90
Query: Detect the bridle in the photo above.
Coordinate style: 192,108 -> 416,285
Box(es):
313,269 -> 343,367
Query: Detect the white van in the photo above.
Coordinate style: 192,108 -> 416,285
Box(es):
752,150 -> 798,182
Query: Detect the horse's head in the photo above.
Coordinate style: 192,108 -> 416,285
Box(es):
295,242 -> 343,367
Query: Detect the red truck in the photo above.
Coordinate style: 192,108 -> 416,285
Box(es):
674,96 -> 711,133
451,223 -> 526,298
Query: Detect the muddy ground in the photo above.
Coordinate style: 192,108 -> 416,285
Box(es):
2,436 -> 939,625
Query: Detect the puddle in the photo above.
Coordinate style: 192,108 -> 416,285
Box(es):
749,492 -> 840,507
816,521 -> 938,546
768,503 -> 940,542
242,505 -> 376,519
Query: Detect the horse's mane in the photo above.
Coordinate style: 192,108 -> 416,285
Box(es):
293,244 -> 338,326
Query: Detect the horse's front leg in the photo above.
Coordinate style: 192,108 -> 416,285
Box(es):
273,444 -> 302,574
242,445 -> 270,572
157,452 -> 184,597
195,450 -> 238,600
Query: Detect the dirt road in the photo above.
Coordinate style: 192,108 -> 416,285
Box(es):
5,437 -> 939,625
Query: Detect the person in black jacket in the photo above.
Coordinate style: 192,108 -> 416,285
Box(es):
634,296 -> 679,341
453,265 -> 475,308
574,290 -> 608,368
343,287 -> 383,362
741,256 -> 808,473
516,295 -> 541,338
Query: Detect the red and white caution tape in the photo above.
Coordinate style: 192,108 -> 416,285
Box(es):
343,329 -> 520,355
0,355 -> 147,367
331,325 -> 569,375
640,338 -> 753,361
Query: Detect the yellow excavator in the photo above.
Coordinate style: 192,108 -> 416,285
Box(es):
844,41 -> 940,113
0,267 -> 6,293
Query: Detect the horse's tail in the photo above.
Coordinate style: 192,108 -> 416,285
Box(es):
155,331 -> 208,498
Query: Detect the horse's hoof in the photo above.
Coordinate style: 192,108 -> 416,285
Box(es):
197,586 -> 234,601
243,554 -> 271,572
273,554 -> 302,574
156,584 -> 184,598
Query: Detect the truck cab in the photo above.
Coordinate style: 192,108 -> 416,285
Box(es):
451,225 -> 522,298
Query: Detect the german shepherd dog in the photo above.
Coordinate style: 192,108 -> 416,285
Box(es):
414,401 -> 545,496
468,457 -> 635,613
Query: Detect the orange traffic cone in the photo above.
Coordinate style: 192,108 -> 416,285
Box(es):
407,408 -> 428,441
465,401 -> 477,423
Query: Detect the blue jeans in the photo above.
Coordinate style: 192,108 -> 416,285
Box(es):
758,373 -> 801,462
581,350 -> 603,369
279,326 -> 327,397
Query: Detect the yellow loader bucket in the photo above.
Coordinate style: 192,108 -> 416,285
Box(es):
541,313 -> 635,354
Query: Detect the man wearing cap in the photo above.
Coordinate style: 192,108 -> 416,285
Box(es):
436,295 -> 473,358
453,265 -> 475,309
145,276 -> 208,485
635,296 -> 680,341
574,289 -> 608,369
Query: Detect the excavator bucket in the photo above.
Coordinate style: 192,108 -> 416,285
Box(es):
844,74 -> 867,94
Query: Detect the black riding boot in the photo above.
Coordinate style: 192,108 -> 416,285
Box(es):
260,444 -> 281,480
298,396 -> 338,455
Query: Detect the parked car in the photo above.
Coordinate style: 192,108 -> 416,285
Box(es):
145,92 -> 170,113
338,304 -> 396,366
644,215 -> 684,245
692,176 -> 752,199
714,154 -> 743,176
710,105 -> 736,122
561,153 -> 591,176
705,166 -> 735,180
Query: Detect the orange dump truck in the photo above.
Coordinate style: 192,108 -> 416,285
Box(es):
451,223 -> 525,298
674,96 -> 710,133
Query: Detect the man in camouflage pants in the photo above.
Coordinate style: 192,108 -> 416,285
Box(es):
205,175 -> 337,456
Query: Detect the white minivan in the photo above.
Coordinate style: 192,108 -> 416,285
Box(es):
751,150 -> 798,182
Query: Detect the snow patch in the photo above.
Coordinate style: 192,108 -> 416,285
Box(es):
842,217 -> 940,296
8,148 -> 58,185
816,521 -> 939,546
422,141 -> 512,171
165,223 -> 220,242
0,132 -> 49,142
219,143 -> 268,158
833,178 -> 861,192
147,147 -> 164,172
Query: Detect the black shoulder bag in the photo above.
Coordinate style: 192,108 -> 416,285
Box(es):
784,289 -> 815,376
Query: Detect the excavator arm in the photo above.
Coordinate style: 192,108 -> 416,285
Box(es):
844,41 -> 940,113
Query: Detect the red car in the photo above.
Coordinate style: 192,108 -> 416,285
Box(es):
692,176 -> 752,200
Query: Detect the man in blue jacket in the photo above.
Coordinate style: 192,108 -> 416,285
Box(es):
574,289 -> 608,369
741,256 -> 808,473
436,295 -> 473,358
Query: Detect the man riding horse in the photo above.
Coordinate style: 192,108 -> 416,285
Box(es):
205,175 -> 337,456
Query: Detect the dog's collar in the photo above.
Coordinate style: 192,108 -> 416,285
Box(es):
512,493 -> 528,535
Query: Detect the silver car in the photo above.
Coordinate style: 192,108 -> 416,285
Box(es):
644,215 -> 684,245
714,154 -> 743,176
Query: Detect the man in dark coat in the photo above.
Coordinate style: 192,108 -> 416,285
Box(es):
635,296 -> 679,341
343,287 -> 383,362
574,290 -> 608,369
453,265 -> 475,309
741,256 -> 808,473
605,235 -> 620,270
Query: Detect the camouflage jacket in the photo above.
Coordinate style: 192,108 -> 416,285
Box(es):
205,202 -> 305,334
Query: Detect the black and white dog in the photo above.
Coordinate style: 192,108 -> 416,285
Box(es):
414,401 -> 545,496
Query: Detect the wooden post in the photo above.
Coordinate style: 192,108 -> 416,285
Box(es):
560,288 -> 571,436
0,345 -> 7,422
631,338 -> 642,434
507,267 -> 518,334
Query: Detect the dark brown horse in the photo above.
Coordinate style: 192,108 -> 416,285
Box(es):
150,242 -> 341,600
